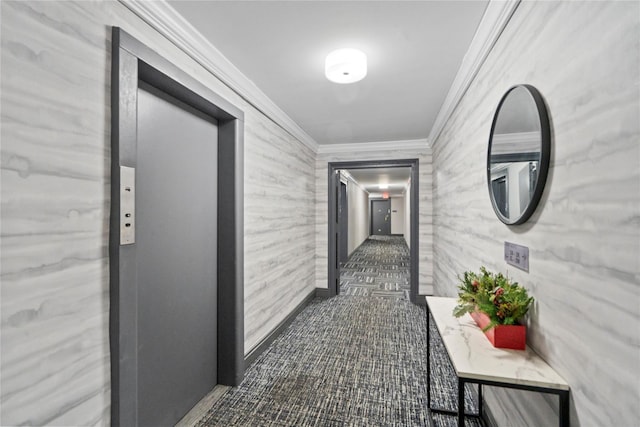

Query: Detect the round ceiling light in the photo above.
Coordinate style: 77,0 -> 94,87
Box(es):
325,48 -> 367,84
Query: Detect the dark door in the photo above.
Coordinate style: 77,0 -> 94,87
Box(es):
338,182 -> 349,263
371,199 -> 391,235
492,176 -> 508,217
136,83 -> 218,426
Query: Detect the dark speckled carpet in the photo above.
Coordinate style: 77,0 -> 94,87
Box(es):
196,236 -> 481,427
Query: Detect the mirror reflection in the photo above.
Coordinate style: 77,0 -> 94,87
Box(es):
487,85 -> 550,225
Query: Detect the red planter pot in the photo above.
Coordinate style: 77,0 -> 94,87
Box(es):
470,310 -> 526,350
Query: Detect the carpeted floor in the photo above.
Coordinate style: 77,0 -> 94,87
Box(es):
340,236 -> 410,300
196,235 -> 481,427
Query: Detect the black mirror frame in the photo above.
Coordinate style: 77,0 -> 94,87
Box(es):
487,84 -> 551,225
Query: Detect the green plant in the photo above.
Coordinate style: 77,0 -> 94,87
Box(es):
452,266 -> 534,331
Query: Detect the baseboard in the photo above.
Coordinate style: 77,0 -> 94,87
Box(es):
176,385 -> 230,427
244,288 -> 317,368
315,288 -> 330,299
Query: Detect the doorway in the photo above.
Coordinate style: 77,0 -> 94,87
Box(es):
328,159 -> 419,303
110,28 -> 244,426
371,199 -> 391,235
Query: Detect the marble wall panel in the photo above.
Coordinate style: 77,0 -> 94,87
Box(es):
242,107 -> 316,352
1,1 -> 316,424
316,148 -> 434,295
345,177 -> 369,255
431,2 -> 640,426
390,196 -> 404,235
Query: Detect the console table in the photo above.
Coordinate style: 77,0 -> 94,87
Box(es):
426,297 -> 570,427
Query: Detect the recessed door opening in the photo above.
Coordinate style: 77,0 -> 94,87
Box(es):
328,160 -> 419,304
371,198 -> 392,236
110,28 -> 244,427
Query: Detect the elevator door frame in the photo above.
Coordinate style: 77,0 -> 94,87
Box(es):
109,28 -> 244,426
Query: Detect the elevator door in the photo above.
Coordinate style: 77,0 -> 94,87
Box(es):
136,82 -> 218,426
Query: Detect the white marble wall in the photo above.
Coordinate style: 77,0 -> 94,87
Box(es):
243,107 -> 316,352
316,148 -> 434,295
431,2 -> 639,426
390,196 -> 404,235
345,178 -> 369,255
0,1 -> 315,425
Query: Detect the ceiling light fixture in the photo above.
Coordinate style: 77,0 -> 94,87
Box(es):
379,184 -> 388,189
325,48 -> 367,84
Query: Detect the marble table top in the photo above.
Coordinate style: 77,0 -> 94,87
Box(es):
427,297 -> 569,391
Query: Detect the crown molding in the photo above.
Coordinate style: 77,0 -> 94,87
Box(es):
317,138 -> 429,155
428,0 -> 521,146
118,0 -> 319,153
119,0 -> 519,156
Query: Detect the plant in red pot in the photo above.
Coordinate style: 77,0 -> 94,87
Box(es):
452,267 -> 534,350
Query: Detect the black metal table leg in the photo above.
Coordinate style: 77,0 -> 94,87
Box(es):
559,390 -> 570,427
478,383 -> 483,419
458,377 -> 465,427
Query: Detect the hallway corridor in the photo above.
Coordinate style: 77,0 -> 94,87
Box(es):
340,236 -> 410,300
193,235 -> 481,427
197,296 -> 430,426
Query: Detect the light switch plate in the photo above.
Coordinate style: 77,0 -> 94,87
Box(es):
120,166 -> 135,245
504,241 -> 529,272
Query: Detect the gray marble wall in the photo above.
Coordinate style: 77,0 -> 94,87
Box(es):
316,148 -> 433,295
431,2 -> 639,426
0,1 -> 315,424
243,107 -> 316,352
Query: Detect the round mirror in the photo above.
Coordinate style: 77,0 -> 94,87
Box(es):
487,85 -> 551,225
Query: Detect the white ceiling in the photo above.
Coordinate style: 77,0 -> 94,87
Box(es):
168,0 -> 489,145
343,167 -> 411,196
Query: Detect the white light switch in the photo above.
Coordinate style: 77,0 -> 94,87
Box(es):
120,166 -> 135,245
